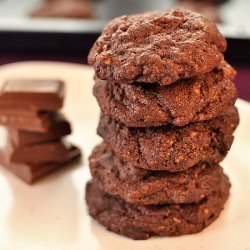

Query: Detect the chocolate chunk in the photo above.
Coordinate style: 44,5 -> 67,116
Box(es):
0,79 -> 64,111
0,145 -> 81,184
0,110 -> 53,132
9,113 -> 71,146
7,140 -> 71,164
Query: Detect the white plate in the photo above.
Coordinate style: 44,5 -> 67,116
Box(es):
0,61 -> 249,250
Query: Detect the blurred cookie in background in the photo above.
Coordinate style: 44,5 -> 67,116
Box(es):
176,1 -> 222,23
177,0 -> 229,5
30,0 -> 93,19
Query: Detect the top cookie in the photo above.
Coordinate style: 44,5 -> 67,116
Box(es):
88,9 -> 226,85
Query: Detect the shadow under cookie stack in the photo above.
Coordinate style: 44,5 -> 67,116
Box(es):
86,9 -> 239,239
0,79 -> 81,184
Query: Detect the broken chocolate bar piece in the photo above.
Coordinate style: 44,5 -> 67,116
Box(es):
0,145 -> 81,184
9,113 -> 71,146
0,79 -> 64,111
7,140 -> 71,164
0,110 -> 53,132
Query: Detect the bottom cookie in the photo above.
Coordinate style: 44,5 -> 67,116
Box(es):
86,175 -> 230,240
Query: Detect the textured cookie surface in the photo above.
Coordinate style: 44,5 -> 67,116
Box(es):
90,142 -> 225,205
88,9 -> 226,85
97,107 -> 239,171
93,61 -> 237,127
86,174 -> 230,240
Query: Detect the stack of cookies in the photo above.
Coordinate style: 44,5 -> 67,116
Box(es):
0,79 -> 81,184
86,9 -> 239,239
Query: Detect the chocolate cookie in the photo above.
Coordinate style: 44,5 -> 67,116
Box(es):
93,61 -> 237,127
86,174 -> 230,240
90,142 -> 225,205
88,9 -> 226,85
176,2 -> 222,23
97,107 -> 239,171
31,0 -> 93,19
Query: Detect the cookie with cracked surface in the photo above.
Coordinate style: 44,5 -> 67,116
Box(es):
89,142 -> 225,205
88,8 -> 226,85
97,107 -> 239,171
93,61 -> 237,127
86,174 -> 230,240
